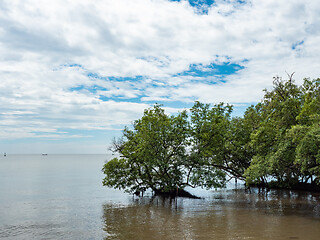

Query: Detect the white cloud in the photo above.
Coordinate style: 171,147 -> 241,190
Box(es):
1,0 -> 320,144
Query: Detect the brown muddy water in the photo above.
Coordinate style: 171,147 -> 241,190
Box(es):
103,189 -> 320,240
1,155 -> 320,239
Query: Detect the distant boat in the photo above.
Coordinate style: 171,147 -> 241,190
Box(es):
42,153 -> 48,156
4,153 -> 6,157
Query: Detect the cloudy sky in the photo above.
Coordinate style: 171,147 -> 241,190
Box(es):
1,0 -> 320,154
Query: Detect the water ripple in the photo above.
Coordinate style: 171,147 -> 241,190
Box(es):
0,223 -> 65,239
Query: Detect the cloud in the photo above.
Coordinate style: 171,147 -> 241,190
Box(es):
0,0 -> 320,144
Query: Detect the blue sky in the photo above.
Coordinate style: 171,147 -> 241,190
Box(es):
1,0 -> 320,153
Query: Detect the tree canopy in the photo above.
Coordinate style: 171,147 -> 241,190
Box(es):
102,103 -> 229,196
103,76 -> 320,196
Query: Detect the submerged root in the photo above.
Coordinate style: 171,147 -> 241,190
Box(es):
153,188 -> 201,199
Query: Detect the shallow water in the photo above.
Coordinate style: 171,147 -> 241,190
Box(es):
1,155 -> 320,239
103,190 -> 320,240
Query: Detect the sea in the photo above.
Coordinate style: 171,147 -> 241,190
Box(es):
1,154 -> 320,239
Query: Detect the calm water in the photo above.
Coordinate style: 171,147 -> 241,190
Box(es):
1,155 -> 320,239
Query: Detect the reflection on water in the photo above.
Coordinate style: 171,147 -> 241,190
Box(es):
102,189 -> 320,240
1,155 -> 320,239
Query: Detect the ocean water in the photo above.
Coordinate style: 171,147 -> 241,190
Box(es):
1,154 -> 320,240
0,154 -> 129,239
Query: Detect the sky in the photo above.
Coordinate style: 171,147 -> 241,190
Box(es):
1,0 -> 320,154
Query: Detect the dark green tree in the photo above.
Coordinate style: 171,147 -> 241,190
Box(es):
189,101 -> 247,181
244,76 -> 320,188
103,76 -> 320,195
102,103 -> 227,197
102,104 -> 189,195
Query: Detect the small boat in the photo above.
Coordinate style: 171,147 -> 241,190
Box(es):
4,153 -> 6,157
42,153 -> 48,156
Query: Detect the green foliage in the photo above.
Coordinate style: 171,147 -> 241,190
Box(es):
244,155 -> 271,185
244,76 -> 320,187
102,103 -> 228,194
103,104 -> 190,194
188,101 -> 253,181
295,125 -> 320,179
189,101 -> 231,163
103,76 -> 320,195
